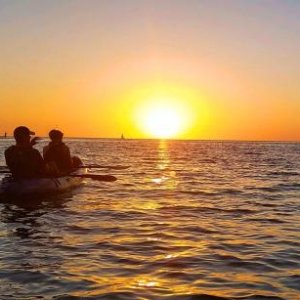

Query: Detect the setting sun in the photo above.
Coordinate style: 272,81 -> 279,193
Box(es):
143,105 -> 182,138
134,97 -> 193,139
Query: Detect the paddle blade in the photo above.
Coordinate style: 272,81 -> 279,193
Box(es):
0,170 -> 10,174
72,174 -> 117,182
79,165 -> 130,170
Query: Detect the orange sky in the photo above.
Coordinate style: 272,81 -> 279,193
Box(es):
1,1 -> 300,140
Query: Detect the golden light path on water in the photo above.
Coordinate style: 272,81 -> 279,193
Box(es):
59,141 -> 209,297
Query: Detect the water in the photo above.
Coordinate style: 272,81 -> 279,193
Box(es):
0,139 -> 299,299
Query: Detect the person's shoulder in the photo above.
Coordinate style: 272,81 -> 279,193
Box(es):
5,145 -> 16,154
61,143 -> 70,150
5,145 -> 15,150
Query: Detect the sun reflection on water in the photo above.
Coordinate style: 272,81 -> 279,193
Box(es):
149,140 -> 178,189
136,279 -> 158,287
157,140 -> 170,170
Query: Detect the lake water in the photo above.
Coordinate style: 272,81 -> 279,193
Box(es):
0,139 -> 299,299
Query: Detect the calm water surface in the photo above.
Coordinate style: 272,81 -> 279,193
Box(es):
0,139 -> 299,299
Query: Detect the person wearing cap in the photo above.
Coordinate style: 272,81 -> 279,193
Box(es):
43,129 -> 77,175
5,126 -> 45,179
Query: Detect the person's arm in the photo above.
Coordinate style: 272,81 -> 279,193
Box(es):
30,137 -> 42,147
33,149 -> 46,176
5,146 -> 20,178
63,145 -> 73,170
43,145 -> 49,159
4,147 -> 13,170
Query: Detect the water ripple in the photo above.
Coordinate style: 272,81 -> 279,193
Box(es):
0,140 -> 300,299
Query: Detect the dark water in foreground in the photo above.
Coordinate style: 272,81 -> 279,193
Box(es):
0,139 -> 300,300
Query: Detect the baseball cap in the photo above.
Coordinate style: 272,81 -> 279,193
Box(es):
13,126 -> 35,138
49,129 -> 63,139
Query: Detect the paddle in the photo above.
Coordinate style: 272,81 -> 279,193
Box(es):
78,165 -> 130,170
69,174 -> 117,182
0,170 -> 117,182
0,165 -> 129,171
0,170 -> 10,174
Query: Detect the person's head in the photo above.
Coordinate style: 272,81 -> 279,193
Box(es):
49,129 -> 63,142
13,126 -> 35,145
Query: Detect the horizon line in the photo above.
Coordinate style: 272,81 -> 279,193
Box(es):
2,136 -> 299,143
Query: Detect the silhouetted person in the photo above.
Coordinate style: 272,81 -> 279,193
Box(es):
5,126 -> 45,179
43,130 -> 79,174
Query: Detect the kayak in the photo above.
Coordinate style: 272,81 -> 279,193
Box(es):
0,175 -> 83,195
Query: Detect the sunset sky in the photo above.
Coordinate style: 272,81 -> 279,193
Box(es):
1,0 -> 300,140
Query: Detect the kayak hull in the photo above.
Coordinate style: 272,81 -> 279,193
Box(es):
0,176 -> 83,195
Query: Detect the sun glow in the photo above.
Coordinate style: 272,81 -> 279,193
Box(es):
135,98 -> 192,139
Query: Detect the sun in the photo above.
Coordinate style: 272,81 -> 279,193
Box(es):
135,98 -> 191,139
143,105 -> 182,138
